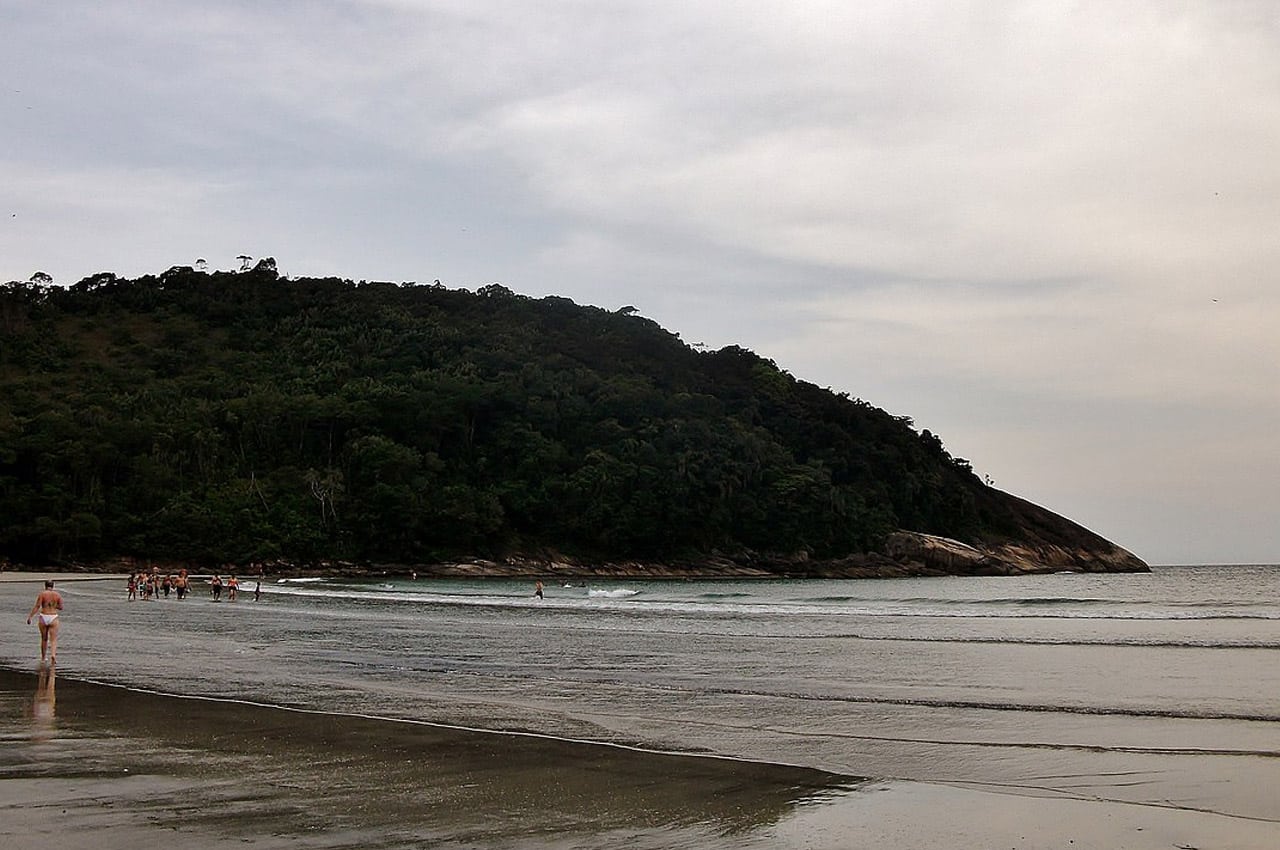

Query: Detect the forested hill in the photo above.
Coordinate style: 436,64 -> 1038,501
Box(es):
0,263 -> 1146,576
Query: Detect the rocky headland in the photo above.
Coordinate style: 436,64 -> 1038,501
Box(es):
1,269 -> 1148,580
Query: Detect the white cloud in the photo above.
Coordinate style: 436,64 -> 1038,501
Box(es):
3,0 -> 1278,561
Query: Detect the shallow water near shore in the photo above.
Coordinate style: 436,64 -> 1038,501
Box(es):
2,565 -> 1278,847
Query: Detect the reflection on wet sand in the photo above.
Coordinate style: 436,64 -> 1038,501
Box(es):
0,668 -> 858,848
30,664 -> 55,740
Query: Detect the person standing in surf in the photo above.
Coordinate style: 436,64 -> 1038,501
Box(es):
534,580 -> 544,600
26,580 -> 63,666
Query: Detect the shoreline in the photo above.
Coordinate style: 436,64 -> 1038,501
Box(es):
0,665 -> 854,848
3,572 -> 1276,849
3,665 -> 1274,849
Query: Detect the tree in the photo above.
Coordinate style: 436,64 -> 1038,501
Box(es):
0,266 -> 1058,572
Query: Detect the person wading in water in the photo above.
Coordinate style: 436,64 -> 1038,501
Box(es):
26,580 -> 63,666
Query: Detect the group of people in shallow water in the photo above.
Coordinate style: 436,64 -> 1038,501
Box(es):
206,573 -> 261,602
127,568 -> 261,602
128,568 -> 192,600
24,568 -> 266,668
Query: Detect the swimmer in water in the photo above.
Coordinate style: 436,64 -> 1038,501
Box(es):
26,580 -> 63,666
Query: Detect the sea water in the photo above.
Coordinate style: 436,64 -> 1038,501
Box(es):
1,564 -> 1277,845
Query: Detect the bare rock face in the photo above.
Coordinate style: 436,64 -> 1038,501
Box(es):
883,529 -> 1148,576
883,531 -> 1007,575
981,540 -> 1148,574
890,532 -> 988,570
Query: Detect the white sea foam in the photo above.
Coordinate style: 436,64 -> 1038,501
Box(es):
258,576 -> 1280,624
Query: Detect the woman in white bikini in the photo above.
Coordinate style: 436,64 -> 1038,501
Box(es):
26,580 -> 63,665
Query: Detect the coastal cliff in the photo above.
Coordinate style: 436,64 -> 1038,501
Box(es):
0,266 -> 1147,577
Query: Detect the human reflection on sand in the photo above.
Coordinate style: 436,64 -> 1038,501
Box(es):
30,664 -> 55,739
0,668 -> 859,848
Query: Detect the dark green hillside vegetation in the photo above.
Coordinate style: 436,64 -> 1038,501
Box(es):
0,264 -> 1145,575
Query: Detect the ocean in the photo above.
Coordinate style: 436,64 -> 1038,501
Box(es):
1,564 -> 1277,848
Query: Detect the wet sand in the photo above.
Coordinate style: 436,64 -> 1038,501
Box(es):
4,666 -> 1277,849
0,666 -> 862,849
3,573 -> 1278,848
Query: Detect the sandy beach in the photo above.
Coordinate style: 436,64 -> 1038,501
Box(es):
2,572 -> 1277,848
6,665 -> 1277,850
1,666 -> 856,849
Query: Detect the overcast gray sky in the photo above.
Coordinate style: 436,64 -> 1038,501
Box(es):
3,1 -> 1277,564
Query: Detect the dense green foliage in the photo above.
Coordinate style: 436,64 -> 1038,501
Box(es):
0,264 -> 991,567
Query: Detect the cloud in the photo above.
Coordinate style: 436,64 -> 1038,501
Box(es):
458,2 -> 1280,285
2,0 -> 1278,560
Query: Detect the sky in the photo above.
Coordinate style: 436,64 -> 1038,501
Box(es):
2,1 -> 1277,565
